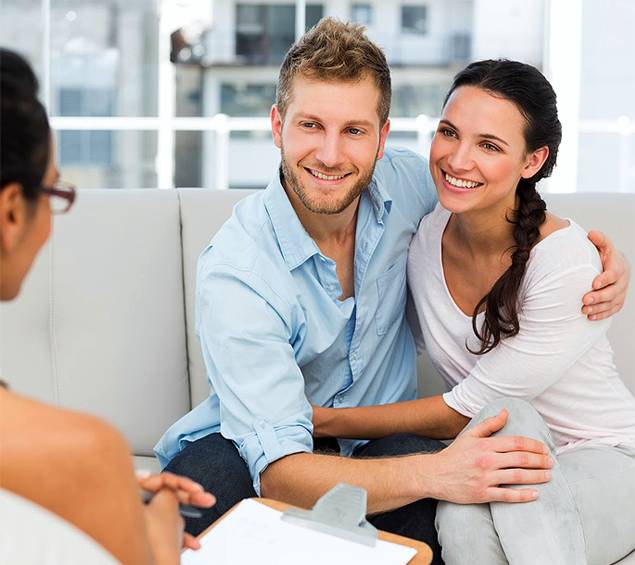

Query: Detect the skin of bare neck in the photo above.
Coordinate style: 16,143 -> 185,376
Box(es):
447,197 -> 517,261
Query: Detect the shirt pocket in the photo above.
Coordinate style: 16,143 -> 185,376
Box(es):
375,256 -> 408,336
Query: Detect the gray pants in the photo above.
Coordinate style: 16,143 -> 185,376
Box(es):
435,398 -> 635,565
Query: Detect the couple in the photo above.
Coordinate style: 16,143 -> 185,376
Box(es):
156,18 -> 635,565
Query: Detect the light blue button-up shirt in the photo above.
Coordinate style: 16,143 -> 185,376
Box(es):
155,147 -> 437,493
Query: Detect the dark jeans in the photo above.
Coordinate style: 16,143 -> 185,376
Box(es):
165,432 -> 444,564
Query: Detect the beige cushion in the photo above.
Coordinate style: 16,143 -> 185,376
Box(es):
0,190 -> 190,455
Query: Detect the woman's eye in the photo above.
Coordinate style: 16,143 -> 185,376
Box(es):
440,128 -> 457,138
482,142 -> 500,152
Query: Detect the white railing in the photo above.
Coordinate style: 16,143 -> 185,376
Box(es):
49,115 -> 634,192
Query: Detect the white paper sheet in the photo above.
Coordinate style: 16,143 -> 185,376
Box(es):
181,499 -> 418,565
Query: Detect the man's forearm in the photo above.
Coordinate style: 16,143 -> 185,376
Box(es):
260,451 -> 434,514
261,413 -> 555,512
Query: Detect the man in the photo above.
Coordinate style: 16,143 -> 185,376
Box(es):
155,19 -> 629,558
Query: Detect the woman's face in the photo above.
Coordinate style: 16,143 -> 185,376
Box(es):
0,138 -> 56,301
429,85 -> 545,217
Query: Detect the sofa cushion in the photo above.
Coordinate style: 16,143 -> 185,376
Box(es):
0,190 -> 190,455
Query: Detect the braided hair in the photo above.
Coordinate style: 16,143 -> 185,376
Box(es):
443,60 -> 562,354
0,48 -> 50,200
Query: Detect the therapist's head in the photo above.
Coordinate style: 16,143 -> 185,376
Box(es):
432,59 -> 562,354
0,48 -> 75,301
271,18 -> 392,216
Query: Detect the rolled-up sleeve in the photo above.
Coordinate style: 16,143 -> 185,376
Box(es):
197,259 -> 312,495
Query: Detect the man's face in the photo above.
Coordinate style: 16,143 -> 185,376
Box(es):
271,75 -> 390,215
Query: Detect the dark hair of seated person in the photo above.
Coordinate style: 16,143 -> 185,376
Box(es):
0,48 -> 51,200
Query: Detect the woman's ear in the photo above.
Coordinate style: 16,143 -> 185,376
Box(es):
0,183 -> 28,253
521,146 -> 550,179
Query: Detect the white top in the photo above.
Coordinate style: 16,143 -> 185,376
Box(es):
0,488 -> 119,565
408,204 -> 635,453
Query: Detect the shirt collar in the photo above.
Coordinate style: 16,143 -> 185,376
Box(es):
263,165 -> 393,270
366,171 -> 392,222
263,170 -> 320,271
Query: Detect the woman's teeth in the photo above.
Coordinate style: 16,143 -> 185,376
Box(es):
444,172 -> 481,189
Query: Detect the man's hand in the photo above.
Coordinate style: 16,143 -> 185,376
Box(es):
137,471 -> 215,550
424,410 -> 553,504
583,230 -> 630,320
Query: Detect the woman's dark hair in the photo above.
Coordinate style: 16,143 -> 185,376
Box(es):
444,59 -> 562,354
0,48 -> 51,200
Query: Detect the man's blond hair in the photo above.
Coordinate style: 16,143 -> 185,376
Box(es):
276,18 -> 391,125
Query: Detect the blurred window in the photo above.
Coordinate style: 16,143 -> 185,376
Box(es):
50,0 -> 159,117
2,0 -> 631,192
351,3 -> 373,26
55,130 -> 157,188
220,83 -> 276,116
306,4 -> 325,30
235,4 -> 295,65
392,83 -> 449,117
401,4 -> 428,35
58,87 -> 114,166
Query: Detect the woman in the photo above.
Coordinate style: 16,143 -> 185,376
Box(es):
313,60 -> 635,564
0,48 -> 214,564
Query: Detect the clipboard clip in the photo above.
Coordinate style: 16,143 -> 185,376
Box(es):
281,483 -> 378,547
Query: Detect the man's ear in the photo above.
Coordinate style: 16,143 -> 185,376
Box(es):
376,118 -> 391,161
0,183 -> 27,253
522,146 -> 549,179
271,104 -> 283,149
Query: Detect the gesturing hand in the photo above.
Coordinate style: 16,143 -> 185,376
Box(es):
427,409 -> 553,504
137,471 -> 215,551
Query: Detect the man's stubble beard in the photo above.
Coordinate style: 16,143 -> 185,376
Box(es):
280,146 -> 378,215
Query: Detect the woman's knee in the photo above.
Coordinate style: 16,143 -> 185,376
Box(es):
475,398 -> 545,430
436,502 -> 492,553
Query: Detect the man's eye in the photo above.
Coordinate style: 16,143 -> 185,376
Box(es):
347,127 -> 362,135
301,122 -> 317,129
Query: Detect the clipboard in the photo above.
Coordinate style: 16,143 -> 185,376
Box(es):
281,483 -> 378,546
189,483 -> 433,565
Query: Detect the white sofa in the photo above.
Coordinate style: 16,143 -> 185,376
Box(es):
1,189 -> 634,563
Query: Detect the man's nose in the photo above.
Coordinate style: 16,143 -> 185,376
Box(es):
313,132 -> 345,170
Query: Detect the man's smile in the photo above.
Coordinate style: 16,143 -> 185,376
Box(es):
304,166 -> 353,184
